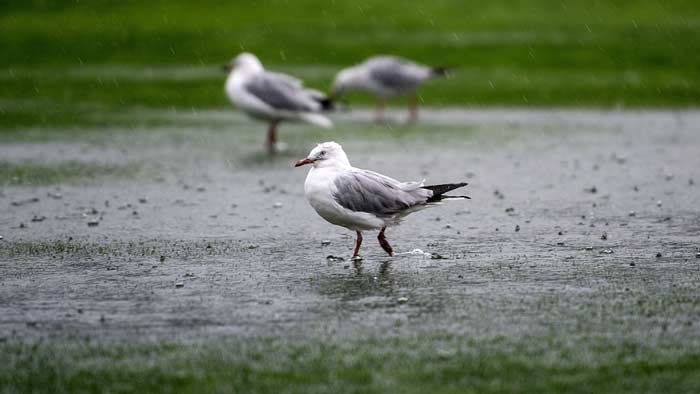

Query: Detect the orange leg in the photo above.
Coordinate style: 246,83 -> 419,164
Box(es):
377,227 -> 393,256
408,94 -> 418,122
353,231 -> 363,257
266,120 -> 279,154
375,98 -> 386,123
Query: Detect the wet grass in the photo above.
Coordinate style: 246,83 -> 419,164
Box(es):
0,161 -> 139,185
1,335 -> 699,394
0,0 -> 698,131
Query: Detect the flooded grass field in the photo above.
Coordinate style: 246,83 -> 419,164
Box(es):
1,108 -> 700,392
2,1 -> 700,391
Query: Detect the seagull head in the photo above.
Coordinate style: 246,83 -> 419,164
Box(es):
295,141 -> 350,169
222,52 -> 264,74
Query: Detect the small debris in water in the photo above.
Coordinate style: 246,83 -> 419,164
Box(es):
630,262 -> 636,267
556,242 -> 565,246
100,315 -> 106,323
695,252 -> 700,259
601,232 -> 608,240
585,246 -> 594,251
505,207 -> 515,214
600,249 -> 614,254
633,185 -> 639,192
326,255 -> 345,262
515,225 -> 520,232
138,198 -> 147,204
558,231 -> 563,236
87,220 -> 99,227
585,186 -> 597,194
159,255 -> 166,262
656,252 -> 662,258
196,186 -> 206,192
175,282 -> 184,288
321,240 -> 331,246
19,222 -> 26,228
397,297 -> 408,304
184,272 -> 195,277
689,178 -> 695,186
444,224 -> 452,229
11,197 -> 39,206
611,153 -> 627,164
665,173 -> 674,181
628,210 -> 636,217
493,190 -> 504,199
31,215 -> 46,222
273,202 -> 283,208
0,235 -> 3,241
47,192 -> 62,199
656,200 -> 662,207
431,253 -> 446,260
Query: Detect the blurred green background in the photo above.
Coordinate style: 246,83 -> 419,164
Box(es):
1,0 -> 699,129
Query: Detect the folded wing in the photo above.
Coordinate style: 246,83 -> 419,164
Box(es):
332,169 -> 432,217
244,72 -> 321,112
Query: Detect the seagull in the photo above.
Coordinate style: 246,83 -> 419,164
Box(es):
224,53 -> 333,153
295,141 -> 469,258
331,55 -> 450,122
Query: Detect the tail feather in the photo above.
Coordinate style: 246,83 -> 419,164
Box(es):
299,113 -> 333,129
316,97 -> 335,111
423,182 -> 469,202
431,66 -> 453,78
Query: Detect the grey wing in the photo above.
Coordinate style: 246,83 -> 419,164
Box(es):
366,56 -> 429,90
333,169 -> 432,216
265,71 -> 303,88
244,73 -> 318,112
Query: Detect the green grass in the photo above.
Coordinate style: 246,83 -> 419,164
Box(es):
0,0 -> 699,131
0,161 -> 138,185
2,335 -> 699,393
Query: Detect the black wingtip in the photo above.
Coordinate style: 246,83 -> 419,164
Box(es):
432,66 -> 453,77
423,182 -> 469,202
317,97 -> 335,111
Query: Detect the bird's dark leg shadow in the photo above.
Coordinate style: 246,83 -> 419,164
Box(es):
352,259 -> 364,275
352,231 -> 363,258
378,261 -> 391,277
378,227 -> 393,256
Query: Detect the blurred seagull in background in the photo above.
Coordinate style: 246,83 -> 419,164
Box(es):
295,141 -> 469,258
332,56 -> 451,123
224,53 -> 333,153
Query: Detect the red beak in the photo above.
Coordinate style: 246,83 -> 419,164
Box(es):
294,158 -> 315,167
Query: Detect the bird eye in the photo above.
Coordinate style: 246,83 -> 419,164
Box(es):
320,150 -> 326,156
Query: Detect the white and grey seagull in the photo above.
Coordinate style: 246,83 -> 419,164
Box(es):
331,55 -> 450,122
224,53 -> 333,153
295,141 -> 469,258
